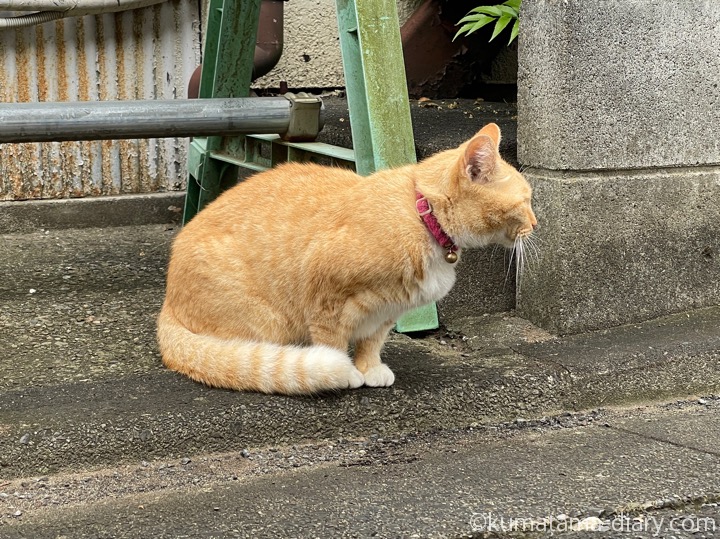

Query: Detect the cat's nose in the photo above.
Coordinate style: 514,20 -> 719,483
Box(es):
532,222 -> 538,230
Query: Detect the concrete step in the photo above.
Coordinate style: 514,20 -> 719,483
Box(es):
2,401 -> 720,537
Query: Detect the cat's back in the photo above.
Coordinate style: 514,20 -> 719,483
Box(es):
171,160 -> 418,279
209,162 -> 361,218
179,161 -> 409,241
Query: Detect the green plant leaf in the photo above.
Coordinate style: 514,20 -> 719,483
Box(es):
455,1 -> 521,44
508,17 -> 520,44
453,23 -> 474,40
469,5 -> 503,17
453,14 -> 495,39
456,13 -> 492,25
489,13 -> 513,41
471,15 -> 497,33
496,5 -> 518,17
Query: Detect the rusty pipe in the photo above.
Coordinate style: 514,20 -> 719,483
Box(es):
188,0 -> 285,99
253,0 -> 284,80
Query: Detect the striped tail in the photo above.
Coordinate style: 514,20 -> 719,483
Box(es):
157,308 -> 365,395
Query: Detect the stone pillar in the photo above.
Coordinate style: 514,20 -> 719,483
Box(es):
517,0 -> 720,334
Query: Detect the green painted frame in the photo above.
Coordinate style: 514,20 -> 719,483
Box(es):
183,0 -> 262,223
335,0 -> 438,331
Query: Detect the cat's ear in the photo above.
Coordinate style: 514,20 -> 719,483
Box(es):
476,122 -> 501,147
463,127 -> 500,184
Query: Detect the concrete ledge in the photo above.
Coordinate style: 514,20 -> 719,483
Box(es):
0,192 -> 185,233
518,166 -> 720,334
518,0 -> 720,170
4,403 -> 720,537
2,298 -> 719,480
1,221 -> 720,539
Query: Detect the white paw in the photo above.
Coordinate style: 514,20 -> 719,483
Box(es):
363,363 -> 395,387
346,367 -> 365,389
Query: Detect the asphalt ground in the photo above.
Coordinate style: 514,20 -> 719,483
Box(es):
2,400 -> 720,538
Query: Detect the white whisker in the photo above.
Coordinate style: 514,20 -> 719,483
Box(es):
501,228 -> 542,291
504,240 -> 516,289
523,235 -> 541,266
526,234 -> 543,247
515,237 -> 525,291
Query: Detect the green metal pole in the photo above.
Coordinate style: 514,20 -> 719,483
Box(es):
184,0 -> 262,224
335,0 -> 439,332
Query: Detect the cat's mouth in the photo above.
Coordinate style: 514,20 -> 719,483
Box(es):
513,221 -> 538,240
506,228 -> 533,244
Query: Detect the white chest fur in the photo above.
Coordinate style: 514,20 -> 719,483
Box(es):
414,251 -> 457,306
351,250 -> 457,342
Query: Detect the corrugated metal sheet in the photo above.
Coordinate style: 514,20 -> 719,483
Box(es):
0,1 -> 201,200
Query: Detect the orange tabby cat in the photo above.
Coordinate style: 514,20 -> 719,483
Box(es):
158,123 -> 536,394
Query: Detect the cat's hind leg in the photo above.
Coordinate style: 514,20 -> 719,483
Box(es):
353,320 -> 396,387
308,318 -> 365,390
309,295 -> 395,389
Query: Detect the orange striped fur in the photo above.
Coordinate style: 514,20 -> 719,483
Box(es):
157,123 -> 536,394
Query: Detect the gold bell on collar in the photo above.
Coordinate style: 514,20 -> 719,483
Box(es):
445,251 -> 458,264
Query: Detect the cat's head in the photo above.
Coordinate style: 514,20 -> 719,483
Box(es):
449,123 -> 537,250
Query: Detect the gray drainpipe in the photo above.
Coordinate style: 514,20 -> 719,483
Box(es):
0,0 -> 169,28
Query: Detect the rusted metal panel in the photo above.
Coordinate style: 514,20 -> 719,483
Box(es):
0,1 -> 200,200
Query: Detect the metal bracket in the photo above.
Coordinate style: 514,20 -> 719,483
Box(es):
281,92 -> 324,142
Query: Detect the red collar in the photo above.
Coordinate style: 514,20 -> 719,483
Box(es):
415,191 -> 459,263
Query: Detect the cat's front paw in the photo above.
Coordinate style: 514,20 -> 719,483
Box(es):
363,363 -> 395,387
346,367 -> 365,389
